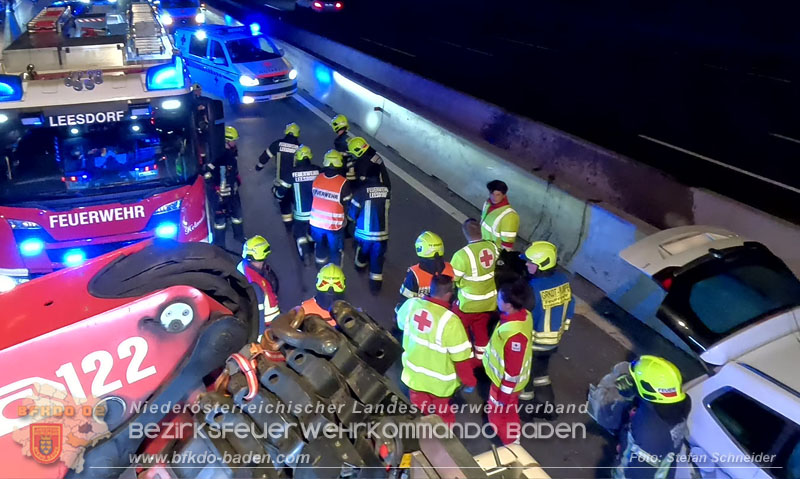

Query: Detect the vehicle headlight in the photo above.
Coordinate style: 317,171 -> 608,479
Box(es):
288,68 -> 298,80
239,75 -> 259,87
195,12 -> 205,23
0,274 -> 25,293
154,199 -> 182,215
161,13 -> 173,25
7,219 -> 43,229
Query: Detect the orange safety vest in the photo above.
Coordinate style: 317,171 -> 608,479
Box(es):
410,263 -> 455,297
301,298 -> 337,327
310,174 -> 348,231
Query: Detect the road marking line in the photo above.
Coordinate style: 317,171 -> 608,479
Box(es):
639,134 -> 800,194
770,132 -> 800,145
359,37 -> 416,58
499,37 -> 552,51
746,72 -> 791,84
294,92 -> 633,351
437,38 -> 492,56
291,94 -> 468,224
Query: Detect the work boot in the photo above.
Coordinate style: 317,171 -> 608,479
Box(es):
369,279 -> 382,295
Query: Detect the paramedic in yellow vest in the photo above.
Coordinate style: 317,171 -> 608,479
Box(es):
299,263 -> 345,328
484,281 -> 533,445
396,231 -> 455,313
519,241 -> 574,419
450,218 -> 499,361
480,180 -> 520,251
396,275 -> 476,424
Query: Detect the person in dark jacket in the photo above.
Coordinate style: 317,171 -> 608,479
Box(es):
257,122 -> 300,231
346,136 -> 391,189
209,126 -> 243,246
330,114 -> 355,182
347,175 -> 390,294
275,145 -> 320,264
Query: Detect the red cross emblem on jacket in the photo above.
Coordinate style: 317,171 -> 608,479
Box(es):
413,310 -> 433,333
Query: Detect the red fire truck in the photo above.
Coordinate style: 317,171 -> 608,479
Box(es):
0,1 -> 221,292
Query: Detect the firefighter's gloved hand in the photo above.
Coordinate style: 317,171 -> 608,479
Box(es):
616,373 -> 636,398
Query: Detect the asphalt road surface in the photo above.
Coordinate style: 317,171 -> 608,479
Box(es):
235,0 -> 800,224
216,90 -> 701,478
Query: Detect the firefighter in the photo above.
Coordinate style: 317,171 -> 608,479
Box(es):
484,281 -> 533,445
519,241 -> 575,416
238,236 -> 280,330
274,145 -> 320,265
480,180 -> 520,251
191,83 -> 211,162
309,150 -> 352,268
396,274 -> 476,425
210,126 -> 243,246
588,356 -> 691,479
347,174 -> 390,294
346,137 -> 391,189
330,114 -> 355,182
257,122 -> 301,230
396,231 -> 454,312
450,218 -> 499,361
300,263 -> 346,327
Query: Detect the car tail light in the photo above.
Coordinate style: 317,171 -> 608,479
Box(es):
313,1 -> 322,7
335,2 -> 342,8
660,277 -> 673,291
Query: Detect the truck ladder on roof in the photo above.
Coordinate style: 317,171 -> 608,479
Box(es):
128,0 -> 166,57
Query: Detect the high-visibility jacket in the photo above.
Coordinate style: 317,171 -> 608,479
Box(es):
397,297 -> 473,397
529,270 -> 575,349
301,297 -> 337,327
480,201 -> 519,250
400,262 -> 455,299
347,178 -> 390,242
237,261 -> 280,325
483,311 -> 533,393
260,135 -> 299,188
310,173 -> 350,231
450,240 -> 499,313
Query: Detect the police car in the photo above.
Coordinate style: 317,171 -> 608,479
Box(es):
173,25 -> 297,108
621,226 -> 800,478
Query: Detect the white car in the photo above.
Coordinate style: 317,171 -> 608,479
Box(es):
173,25 -> 298,109
621,226 -> 800,479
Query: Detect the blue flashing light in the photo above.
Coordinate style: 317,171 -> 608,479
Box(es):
19,238 -> 44,256
249,23 -> 261,36
145,57 -> 186,91
63,249 -> 86,267
314,64 -> 332,86
224,14 -> 234,25
155,222 -> 178,239
0,75 -> 24,102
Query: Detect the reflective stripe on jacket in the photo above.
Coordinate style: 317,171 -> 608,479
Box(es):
238,261 -> 280,324
403,263 -> 455,298
397,297 -> 473,397
450,240 -> 499,312
483,311 -> 533,392
480,202 -> 519,249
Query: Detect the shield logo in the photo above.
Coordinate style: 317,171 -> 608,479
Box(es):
30,423 -> 62,465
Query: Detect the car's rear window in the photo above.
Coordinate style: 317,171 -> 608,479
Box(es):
689,265 -> 800,334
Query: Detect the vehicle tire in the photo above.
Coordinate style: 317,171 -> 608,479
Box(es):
135,302 -> 420,478
224,83 -> 240,114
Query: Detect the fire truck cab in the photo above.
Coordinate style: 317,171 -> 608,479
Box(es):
0,0 -> 218,292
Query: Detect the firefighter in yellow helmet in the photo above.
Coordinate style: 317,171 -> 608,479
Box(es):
257,122 -> 301,230
519,241 -> 574,415
347,136 -> 391,189
209,126 -> 243,246
237,236 -> 280,330
396,231 -> 455,312
588,356 -> 690,479
274,145 -> 320,265
330,114 -> 356,182
300,263 -> 346,327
